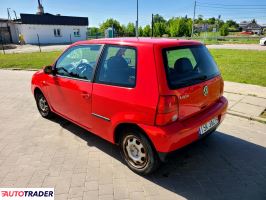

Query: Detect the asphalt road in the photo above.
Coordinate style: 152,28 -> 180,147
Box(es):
0,70 -> 265,200
206,44 -> 266,51
2,44 -> 69,54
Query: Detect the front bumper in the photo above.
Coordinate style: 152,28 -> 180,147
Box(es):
139,96 -> 228,160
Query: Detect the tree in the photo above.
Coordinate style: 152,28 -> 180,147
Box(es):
220,24 -> 229,36
186,19 -> 193,36
198,15 -> 203,20
153,14 -> 166,23
138,26 -> 143,37
126,22 -> 135,36
226,20 -> 238,28
143,25 -> 151,37
168,17 -> 192,37
178,18 -> 191,37
195,15 -> 204,24
99,18 -> 122,36
154,22 -> 167,37
207,17 -> 216,25
168,17 -> 179,37
120,25 -> 127,36
225,20 -> 239,31
88,27 -> 99,36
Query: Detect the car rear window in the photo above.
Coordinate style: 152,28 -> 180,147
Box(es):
162,45 -> 220,89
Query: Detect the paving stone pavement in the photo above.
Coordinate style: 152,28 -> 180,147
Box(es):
0,70 -> 266,200
224,92 -> 266,122
222,81 -> 266,123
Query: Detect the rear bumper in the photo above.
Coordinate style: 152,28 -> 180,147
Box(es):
138,96 -> 228,159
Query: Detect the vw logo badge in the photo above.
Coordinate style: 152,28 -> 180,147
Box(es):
203,86 -> 208,96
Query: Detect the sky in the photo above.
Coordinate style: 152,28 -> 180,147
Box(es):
0,0 -> 266,27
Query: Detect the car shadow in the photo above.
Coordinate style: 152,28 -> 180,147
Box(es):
50,116 -> 266,200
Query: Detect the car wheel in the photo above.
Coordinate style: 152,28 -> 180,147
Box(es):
264,41 -> 266,46
119,129 -> 160,175
35,92 -> 53,118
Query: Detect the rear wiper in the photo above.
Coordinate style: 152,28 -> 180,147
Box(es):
178,75 -> 208,83
191,75 -> 208,81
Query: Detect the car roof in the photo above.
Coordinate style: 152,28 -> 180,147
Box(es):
73,37 -> 202,47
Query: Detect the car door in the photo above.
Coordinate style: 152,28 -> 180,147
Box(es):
45,44 -> 102,129
91,45 -> 138,140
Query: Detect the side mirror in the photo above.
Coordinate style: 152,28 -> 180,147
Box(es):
43,65 -> 54,75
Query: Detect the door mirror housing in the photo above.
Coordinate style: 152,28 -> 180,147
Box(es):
43,65 -> 54,75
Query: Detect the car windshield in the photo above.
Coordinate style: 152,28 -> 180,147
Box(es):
163,45 -> 220,89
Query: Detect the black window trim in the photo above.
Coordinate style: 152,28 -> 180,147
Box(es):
162,44 -> 221,90
93,44 -> 138,88
54,28 -> 62,37
52,44 -> 104,82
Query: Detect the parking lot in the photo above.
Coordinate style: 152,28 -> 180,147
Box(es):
0,69 -> 266,200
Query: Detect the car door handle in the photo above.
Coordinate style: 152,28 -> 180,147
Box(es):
81,92 -> 91,100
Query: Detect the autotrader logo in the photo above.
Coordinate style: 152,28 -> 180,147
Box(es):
0,188 -> 54,199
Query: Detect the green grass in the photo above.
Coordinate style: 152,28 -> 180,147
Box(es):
188,32 -> 262,44
0,49 -> 265,87
202,38 -> 260,45
0,51 -> 61,69
210,49 -> 266,87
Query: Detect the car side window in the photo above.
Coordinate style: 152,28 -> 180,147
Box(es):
95,45 -> 137,87
55,45 -> 101,81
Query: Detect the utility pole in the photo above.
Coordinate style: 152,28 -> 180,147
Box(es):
136,0 -> 139,37
37,34 -> 41,52
216,15 -> 221,40
191,1 -> 196,37
7,8 -> 11,20
152,13 -> 154,37
112,24 -> 114,38
13,10 -> 18,20
217,15 -> 221,32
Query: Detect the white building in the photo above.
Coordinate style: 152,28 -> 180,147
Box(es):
15,13 -> 88,44
0,0 -> 89,44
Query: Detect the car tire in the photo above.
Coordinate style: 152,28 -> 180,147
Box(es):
264,41 -> 266,46
119,128 -> 160,175
35,91 -> 54,119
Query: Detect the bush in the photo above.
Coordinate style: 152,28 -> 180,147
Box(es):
220,24 -> 229,36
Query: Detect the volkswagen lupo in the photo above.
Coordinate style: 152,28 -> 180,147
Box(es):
31,38 -> 228,175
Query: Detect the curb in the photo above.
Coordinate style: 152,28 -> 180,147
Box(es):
224,91 -> 266,99
227,111 -> 266,124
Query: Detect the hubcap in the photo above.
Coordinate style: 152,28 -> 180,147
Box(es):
123,135 -> 148,169
39,96 -> 49,113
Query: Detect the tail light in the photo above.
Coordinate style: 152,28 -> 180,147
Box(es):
155,95 -> 178,126
220,78 -> 224,96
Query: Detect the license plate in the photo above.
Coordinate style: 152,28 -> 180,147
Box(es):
199,117 -> 219,135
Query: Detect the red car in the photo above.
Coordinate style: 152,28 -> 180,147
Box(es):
31,38 -> 228,175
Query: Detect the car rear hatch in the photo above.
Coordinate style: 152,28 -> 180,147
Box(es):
161,44 -> 223,120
